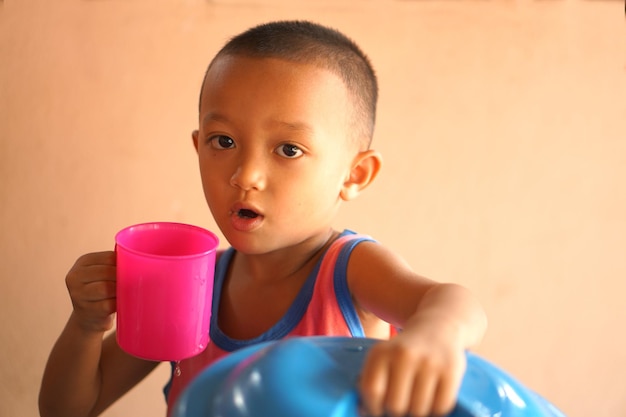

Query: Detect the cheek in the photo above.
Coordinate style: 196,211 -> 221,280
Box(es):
286,170 -> 344,209
313,159 -> 351,192
198,162 -> 228,200
198,153 -> 227,180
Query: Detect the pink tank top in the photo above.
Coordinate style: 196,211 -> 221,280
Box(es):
164,231 -> 393,412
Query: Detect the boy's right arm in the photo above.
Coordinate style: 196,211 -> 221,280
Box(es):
39,251 -> 159,417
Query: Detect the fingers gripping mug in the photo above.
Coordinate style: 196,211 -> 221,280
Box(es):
115,222 -> 219,361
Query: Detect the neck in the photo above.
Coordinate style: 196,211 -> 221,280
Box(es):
232,229 -> 340,284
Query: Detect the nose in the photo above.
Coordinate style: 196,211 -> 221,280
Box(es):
230,152 -> 266,191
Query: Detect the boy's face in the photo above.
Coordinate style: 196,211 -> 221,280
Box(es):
194,55 -> 360,254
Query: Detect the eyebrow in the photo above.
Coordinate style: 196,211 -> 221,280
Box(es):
269,119 -> 315,135
201,112 -> 231,127
202,112 -> 315,135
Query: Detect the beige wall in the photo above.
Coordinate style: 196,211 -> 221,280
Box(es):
2,1 -> 625,416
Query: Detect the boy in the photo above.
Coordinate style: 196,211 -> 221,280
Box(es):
39,20 -> 487,417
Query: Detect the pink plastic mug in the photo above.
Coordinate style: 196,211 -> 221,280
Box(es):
115,222 -> 219,361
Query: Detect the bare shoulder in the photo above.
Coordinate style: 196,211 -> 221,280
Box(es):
347,239 -> 432,287
346,240 -> 438,329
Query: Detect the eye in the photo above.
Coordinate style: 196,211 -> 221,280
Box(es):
276,143 -> 303,158
209,135 -> 235,150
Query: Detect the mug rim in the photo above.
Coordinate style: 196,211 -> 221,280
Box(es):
115,221 -> 219,260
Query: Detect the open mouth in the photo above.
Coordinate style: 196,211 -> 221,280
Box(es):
237,208 -> 259,219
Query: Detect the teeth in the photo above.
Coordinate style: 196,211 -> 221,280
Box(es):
238,209 -> 258,219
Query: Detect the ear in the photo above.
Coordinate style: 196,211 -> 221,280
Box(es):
192,130 -> 199,152
340,150 -> 382,201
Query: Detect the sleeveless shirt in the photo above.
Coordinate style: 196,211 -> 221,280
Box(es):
164,230 -> 393,411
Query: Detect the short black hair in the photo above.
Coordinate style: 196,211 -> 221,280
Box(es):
201,20 -> 378,148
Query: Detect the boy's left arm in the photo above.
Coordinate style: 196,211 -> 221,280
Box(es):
347,242 -> 488,417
